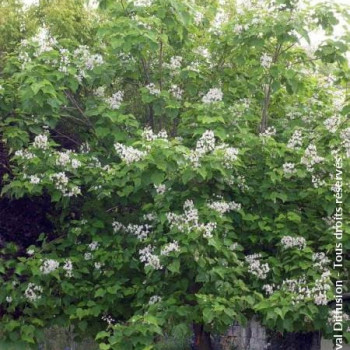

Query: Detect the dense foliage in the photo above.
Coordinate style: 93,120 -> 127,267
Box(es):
0,0 -> 350,349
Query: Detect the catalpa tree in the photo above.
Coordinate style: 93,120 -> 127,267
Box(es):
0,0 -> 349,349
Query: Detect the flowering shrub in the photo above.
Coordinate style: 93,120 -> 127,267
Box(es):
0,0 -> 350,349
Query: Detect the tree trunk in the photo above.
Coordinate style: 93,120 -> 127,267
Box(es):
193,323 -> 214,350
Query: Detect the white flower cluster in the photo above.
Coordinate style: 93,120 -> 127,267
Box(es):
56,151 -> 81,169
312,271 -> 332,305
222,147 -> 239,169
301,144 -> 324,172
15,149 -> 35,159
280,236 -> 306,250
282,271 -> 331,306
146,83 -> 161,96
114,143 -> 147,164
202,88 -> 223,104
141,127 -> 168,141
33,134 -> 49,149
340,127 -> 350,158
73,45 -> 103,82
259,126 -> 276,138
245,253 -> 270,280
126,224 -> 152,240
49,172 -> 81,197
40,259 -> 60,274
154,184 -> 166,194
160,241 -> 180,256
282,162 -> 296,175
323,116 -> 340,133
134,0 -> 153,7
211,9 -> 229,33
328,310 -> 350,326
169,84 -> 184,100
74,45 -> 103,70
311,175 -> 326,188
105,91 -> 124,110
262,284 -> 275,295
143,213 -> 156,221
260,53 -> 272,69
101,314 -> 115,325
166,200 -> 216,239
30,175 -> 41,184
32,27 -> 57,57
25,283 -> 43,302
287,130 -> 302,150
148,295 -> 162,305
63,259 -> 73,277
207,199 -> 241,215
112,221 -> 152,240
194,11 -> 204,25
312,252 -> 330,272
165,56 -> 183,72
88,241 -> 99,251
6,296 -> 12,303
187,130 -> 215,167
139,245 -> 163,270
58,48 -> 70,74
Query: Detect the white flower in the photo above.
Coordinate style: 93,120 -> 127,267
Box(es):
63,259 -> 73,277
202,88 -> 223,104
94,86 -> 106,98
112,221 -> 125,233
148,295 -> 162,305
207,200 -> 241,215
58,48 -> 70,74
312,175 -> 325,188
84,252 -> 92,261
125,224 -> 152,240
33,134 -> 49,149
262,284 -> 275,295
6,296 -> 12,303
323,116 -> 340,133
287,130 -> 302,150
166,56 -> 183,71
160,241 -> 180,256
31,27 -> 57,56
94,262 -> 102,270
194,11 -> 204,25
169,85 -> 183,100
282,162 -> 296,175
259,126 -> 276,137
260,53 -> 272,69
88,241 -> 99,251
154,184 -> 166,194
15,149 -> 35,159
142,127 -> 168,141
50,172 -> 69,191
30,175 -> 40,184
56,151 -> 71,166
222,147 -> 239,168
301,144 -> 324,172
114,143 -> 147,164
27,249 -> 35,255
281,236 -> 306,250
340,127 -> 350,158
145,83 -> 160,96
101,314 -> 115,325
24,283 -> 43,302
134,0 -> 153,6
245,254 -> 270,279
105,91 -> 124,110
71,159 -> 81,169
40,259 -> 59,274
139,245 -> 163,270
